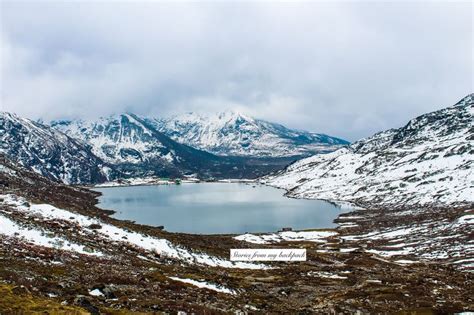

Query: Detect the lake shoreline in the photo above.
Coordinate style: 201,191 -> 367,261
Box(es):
93,182 -> 348,235
2,157 -> 472,314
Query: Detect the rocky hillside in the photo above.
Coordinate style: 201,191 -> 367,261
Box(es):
265,94 -> 474,208
51,113 -> 291,180
0,112 -> 112,184
151,111 -> 348,157
1,154 -> 473,313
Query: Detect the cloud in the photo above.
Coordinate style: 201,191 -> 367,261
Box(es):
1,1 -> 472,141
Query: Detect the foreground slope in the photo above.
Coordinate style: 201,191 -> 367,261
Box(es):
152,111 -> 348,157
0,112 -> 112,184
1,154 -> 473,313
265,94 -> 474,208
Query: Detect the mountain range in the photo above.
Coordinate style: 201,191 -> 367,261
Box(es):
1,95 -> 473,313
1,111 -> 344,184
264,94 -> 474,208
51,113 -> 300,181
150,111 -> 348,157
2,94 -> 472,194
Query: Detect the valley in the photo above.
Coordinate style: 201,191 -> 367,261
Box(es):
0,154 -> 472,314
1,1 -> 472,313
0,94 -> 473,313
1,111 -> 343,184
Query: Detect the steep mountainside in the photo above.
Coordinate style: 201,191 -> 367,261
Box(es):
0,112 -> 112,184
265,94 -> 474,208
51,114 -> 290,179
151,111 -> 348,157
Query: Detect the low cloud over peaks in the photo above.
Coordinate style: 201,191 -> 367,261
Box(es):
1,1 -> 472,141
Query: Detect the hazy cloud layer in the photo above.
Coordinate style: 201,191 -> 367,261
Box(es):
1,1 -> 472,141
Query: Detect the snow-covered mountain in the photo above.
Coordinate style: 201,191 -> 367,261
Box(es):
52,113 -> 181,166
51,113 -> 290,179
150,111 -> 348,157
0,112 -> 112,184
265,94 -> 474,208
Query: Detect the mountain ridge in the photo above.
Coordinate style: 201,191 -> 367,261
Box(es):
51,113 -> 295,181
150,110 -> 348,157
0,112 -> 113,184
264,94 -> 474,208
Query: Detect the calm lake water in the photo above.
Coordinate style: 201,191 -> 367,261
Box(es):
94,183 -> 346,234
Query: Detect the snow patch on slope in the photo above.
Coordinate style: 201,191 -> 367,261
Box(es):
51,114 -> 168,165
169,277 -> 237,295
0,214 -> 102,256
235,230 -> 337,244
0,194 -> 267,269
152,110 -> 348,157
0,112 -> 110,184
265,95 -> 474,208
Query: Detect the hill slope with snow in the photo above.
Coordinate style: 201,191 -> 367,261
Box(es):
151,111 -> 348,157
265,94 -> 474,208
0,112 -> 112,184
51,113 -> 291,179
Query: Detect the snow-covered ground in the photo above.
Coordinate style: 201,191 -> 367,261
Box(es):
234,230 -> 337,244
0,194 -> 267,270
307,271 -> 348,280
265,94 -> 474,208
0,214 -> 102,256
169,277 -> 237,295
234,206 -> 473,270
336,207 -> 474,269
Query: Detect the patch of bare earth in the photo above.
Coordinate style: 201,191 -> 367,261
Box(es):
0,156 -> 473,314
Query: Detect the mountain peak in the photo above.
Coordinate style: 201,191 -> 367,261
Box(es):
0,112 -> 111,184
454,93 -> 474,107
218,109 -> 251,118
175,109 -> 252,120
214,110 -> 255,125
153,111 -> 348,157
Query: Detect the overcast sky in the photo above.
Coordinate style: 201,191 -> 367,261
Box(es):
0,1 -> 472,141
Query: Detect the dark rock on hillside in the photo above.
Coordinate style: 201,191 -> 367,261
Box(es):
51,113 -> 293,180
266,94 -> 474,208
151,110 -> 349,157
0,112 -> 114,184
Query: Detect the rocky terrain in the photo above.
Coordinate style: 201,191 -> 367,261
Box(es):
0,109 -> 348,185
264,94 -> 474,209
152,110 -> 348,157
1,96 -> 473,314
50,113 -> 295,182
0,154 -> 473,314
0,112 -> 297,184
0,112 -> 113,184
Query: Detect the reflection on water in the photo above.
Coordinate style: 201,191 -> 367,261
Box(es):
94,183 -> 347,234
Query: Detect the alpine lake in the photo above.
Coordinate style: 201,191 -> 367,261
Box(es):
94,182 -> 347,234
